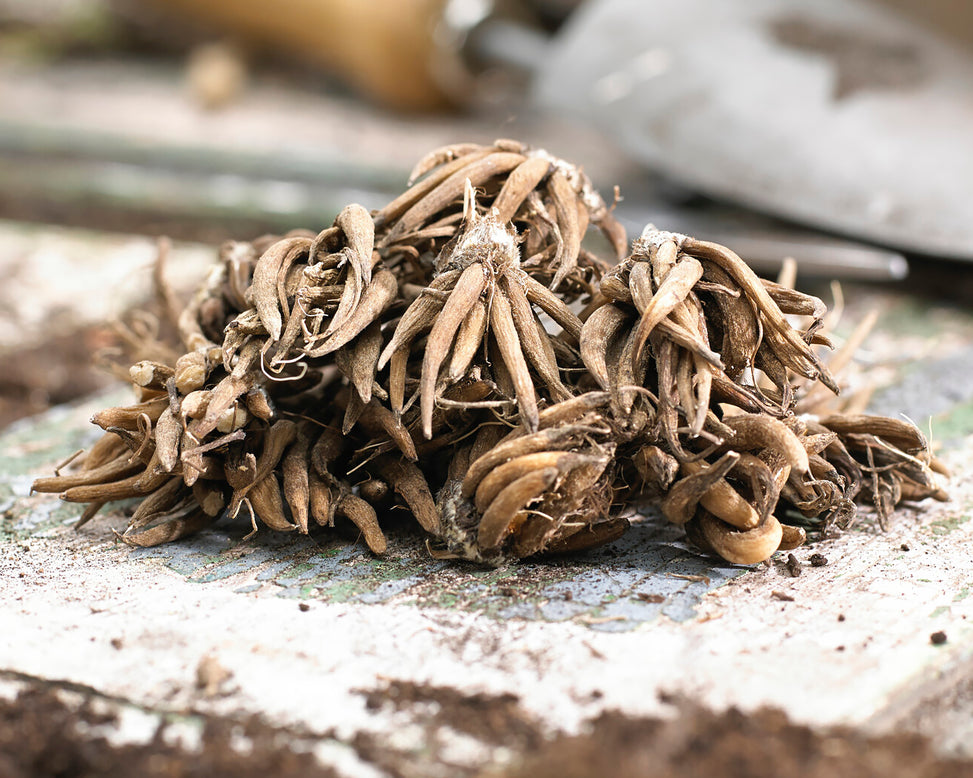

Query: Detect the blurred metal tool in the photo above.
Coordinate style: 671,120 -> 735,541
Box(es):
525,0 -> 973,261
128,0 -> 970,266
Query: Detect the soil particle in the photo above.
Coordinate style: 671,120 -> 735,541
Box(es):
299,602 -> 310,612
771,590 -> 795,602
809,553 -> 829,567
195,655 -> 231,698
930,631 -> 948,645
786,553 -> 802,577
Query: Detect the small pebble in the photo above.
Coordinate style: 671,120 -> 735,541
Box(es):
900,543 -> 911,552
837,613 -> 846,622
299,602 -> 310,612
809,553 -> 828,567
930,631 -> 947,645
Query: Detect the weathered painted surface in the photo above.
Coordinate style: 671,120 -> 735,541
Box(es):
2,280 -> 973,775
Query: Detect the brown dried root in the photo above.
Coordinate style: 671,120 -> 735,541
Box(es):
375,139 -> 626,298
378,182 -> 578,439
31,141 -> 946,569
431,397 -> 622,564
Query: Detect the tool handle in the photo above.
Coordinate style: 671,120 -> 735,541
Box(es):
151,0 -> 454,109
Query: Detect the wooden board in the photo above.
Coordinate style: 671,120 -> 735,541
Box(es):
1,229 -> 971,775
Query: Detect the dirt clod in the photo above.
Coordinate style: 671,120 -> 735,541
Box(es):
785,553 -> 802,577
495,705 -> 972,778
930,631 -> 948,645
809,553 -> 829,566
1,680 -> 971,778
195,655 -> 231,698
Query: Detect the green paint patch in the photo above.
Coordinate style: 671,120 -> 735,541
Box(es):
929,605 -> 950,619
928,513 -> 971,536
934,400 -> 973,440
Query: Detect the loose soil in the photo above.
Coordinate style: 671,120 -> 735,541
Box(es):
1,679 -> 970,778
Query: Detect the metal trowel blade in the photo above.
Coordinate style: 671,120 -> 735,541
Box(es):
531,0 -> 973,260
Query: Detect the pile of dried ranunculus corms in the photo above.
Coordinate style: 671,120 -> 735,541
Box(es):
33,140 -> 948,565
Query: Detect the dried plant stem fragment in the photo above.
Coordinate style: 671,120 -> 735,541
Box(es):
492,156 -> 551,222
580,303 -> 628,391
248,474 -> 295,532
121,509 -> 211,548
337,493 -> 386,554
474,451 -> 582,513
680,460 -> 761,530
305,269 -> 397,356
522,274 -> 583,341
723,413 -> 810,475
699,510 -> 783,565
478,467 -> 558,550
629,258 -> 704,366
819,414 -> 926,454
128,477 -> 187,529
547,170 -> 581,290
662,452 -> 740,525
408,142 -> 485,184
503,275 -> 568,400
376,148 -> 493,230
489,289 -> 540,433
282,432 -> 312,533
32,456 -> 142,494
377,457 -> 440,534
420,263 -> 487,437
777,524 -> 807,551
249,236 -> 310,342
448,300 -> 488,381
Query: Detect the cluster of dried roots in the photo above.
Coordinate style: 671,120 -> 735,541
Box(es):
32,140 -> 948,565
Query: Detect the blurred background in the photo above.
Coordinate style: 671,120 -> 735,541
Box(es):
0,0 -> 970,427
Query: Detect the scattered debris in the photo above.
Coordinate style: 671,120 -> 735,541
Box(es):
785,553 -> 802,577
195,654 -> 232,698
5,681 -> 970,778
